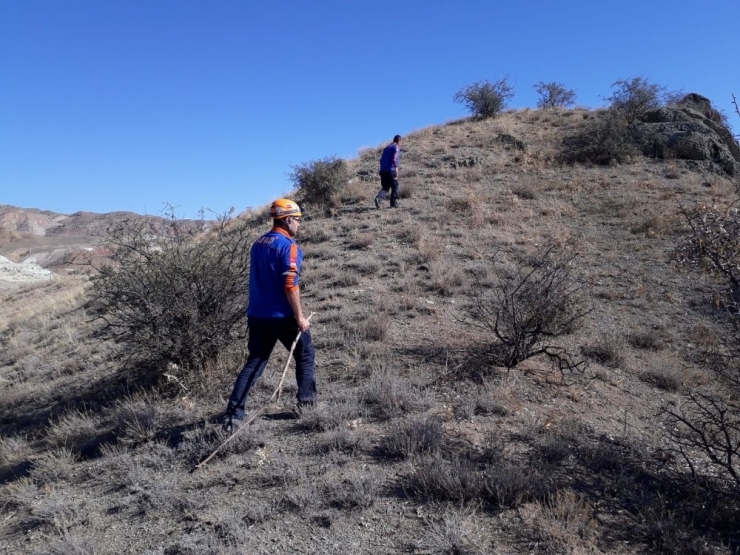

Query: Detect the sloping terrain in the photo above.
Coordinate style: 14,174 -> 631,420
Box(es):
1,108 -> 739,554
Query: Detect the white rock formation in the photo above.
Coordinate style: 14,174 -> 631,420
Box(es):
0,254 -> 53,283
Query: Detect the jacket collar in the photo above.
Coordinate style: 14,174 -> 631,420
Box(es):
271,226 -> 292,238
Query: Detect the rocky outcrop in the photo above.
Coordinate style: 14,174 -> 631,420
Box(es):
633,94 -> 740,176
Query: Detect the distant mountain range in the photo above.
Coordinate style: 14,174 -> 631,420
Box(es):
0,205 -> 203,275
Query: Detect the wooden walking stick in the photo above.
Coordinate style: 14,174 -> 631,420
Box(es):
194,312 -> 315,470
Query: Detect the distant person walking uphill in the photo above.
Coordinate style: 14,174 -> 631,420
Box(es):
222,199 -> 316,432
374,135 -> 401,209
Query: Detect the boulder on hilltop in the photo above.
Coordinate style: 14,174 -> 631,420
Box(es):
633,93 -> 740,176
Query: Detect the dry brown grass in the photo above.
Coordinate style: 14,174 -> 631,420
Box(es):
2,107 -> 740,554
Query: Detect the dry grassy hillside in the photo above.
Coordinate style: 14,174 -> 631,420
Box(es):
1,108 -> 739,554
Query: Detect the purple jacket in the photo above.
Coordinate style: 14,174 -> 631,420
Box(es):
379,143 -> 400,172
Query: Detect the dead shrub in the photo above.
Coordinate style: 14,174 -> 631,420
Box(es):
361,372 -> 423,419
30,447 -> 78,484
662,392 -> 740,486
45,409 -> 101,454
525,489 -> 596,553
511,184 -> 536,200
563,109 -> 638,165
408,455 -> 483,503
464,244 -> 589,370
324,471 -> 381,510
316,428 -> 366,456
90,208 -> 256,372
533,433 -> 571,466
628,332 -> 665,351
297,396 -> 363,433
483,461 -> 549,509
580,334 -> 624,368
380,416 -> 444,459
417,508 -> 488,555
640,364 -> 684,392
399,179 -> 418,199
348,233 -> 373,250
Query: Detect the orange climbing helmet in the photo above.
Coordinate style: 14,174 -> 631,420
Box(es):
269,198 -> 302,219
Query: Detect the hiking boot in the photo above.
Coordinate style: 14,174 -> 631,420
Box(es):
222,414 -> 243,433
374,196 -> 381,209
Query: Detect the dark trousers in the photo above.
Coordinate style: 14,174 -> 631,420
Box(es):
377,170 -> 399,207
226,316 -> 316,420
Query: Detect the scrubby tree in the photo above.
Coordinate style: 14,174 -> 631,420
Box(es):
464,244 -> 590,371
607,76 -> 666,124
453,78 -> 514,119
534,81 -> 576,109
290,156 -> 349,207
90,208 -> 258,373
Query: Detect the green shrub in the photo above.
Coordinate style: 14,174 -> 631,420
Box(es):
90,209 -> 257,373
453,78 -> 514,119
534,81 -> 577,109
289,156 -> 349,206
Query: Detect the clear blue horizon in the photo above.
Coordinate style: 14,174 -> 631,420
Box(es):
2,0 -> 739,219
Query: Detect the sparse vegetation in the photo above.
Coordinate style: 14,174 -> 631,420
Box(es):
534,81 -> 577,109
453,77 -> 514,119
4,93 -> 740,553
289,155 -> 349,207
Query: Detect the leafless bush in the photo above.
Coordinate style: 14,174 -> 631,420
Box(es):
91,208 -> 257,373
580,334 -> 624,368
463,245 -> 589,370
640,365 -> 684,392
663,392 -> 740,486
628,332 -> 665,351
281,483 -> 320,513
177,422 -> 255,465
677,201 -> 740,309
525,490 -> 596,554
380,416 -> 444,459
534,81 -> 577,109
417,508 -> 487,555
399,179 -> 417,199
45,409 -> 101,453
607,75 -> 666,124
533,433 -> 571,466
564,109 -> 639,165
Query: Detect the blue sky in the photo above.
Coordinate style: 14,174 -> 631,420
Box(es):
1,0 -> 738,218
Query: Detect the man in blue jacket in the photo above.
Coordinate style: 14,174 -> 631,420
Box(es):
223,198 -> 316,431
374,135 -> 401,209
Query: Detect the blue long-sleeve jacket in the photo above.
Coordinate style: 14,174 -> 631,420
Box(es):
379,143 -> 400,172
247,227 -> 302,319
